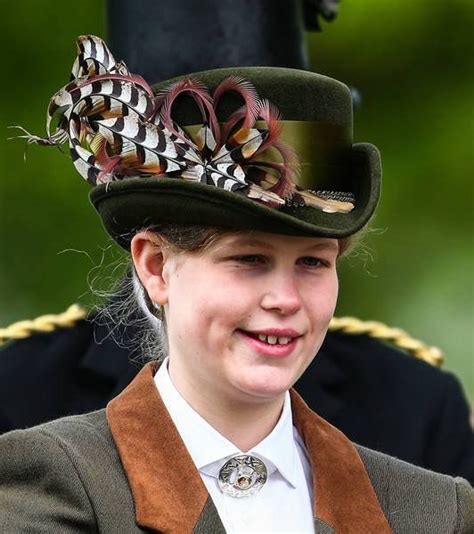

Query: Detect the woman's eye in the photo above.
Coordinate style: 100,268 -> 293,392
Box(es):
233,254 -> 266,265
298,256 -> 327,268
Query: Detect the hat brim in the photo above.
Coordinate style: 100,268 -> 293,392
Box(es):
90,142 -> 380,249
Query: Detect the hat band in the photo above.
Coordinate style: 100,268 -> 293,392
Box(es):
185,120 -> 353,192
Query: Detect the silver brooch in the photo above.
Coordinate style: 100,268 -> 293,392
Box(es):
218,455 -> 268,498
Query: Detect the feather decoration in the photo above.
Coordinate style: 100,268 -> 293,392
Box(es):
247,183 -> 285,207
252,99 -> 282,155
16,34 -> 355,214
71,35 -> 118,79
159,79 -> 219,149
214,76 -> 260,136
295,190 -> 355,213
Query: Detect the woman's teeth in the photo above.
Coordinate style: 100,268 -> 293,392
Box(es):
257,334 -> 292,345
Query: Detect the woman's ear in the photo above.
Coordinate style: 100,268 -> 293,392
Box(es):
131,231 -> 170,306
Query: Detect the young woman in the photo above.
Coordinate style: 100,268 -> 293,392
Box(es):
0,35 -> 472,533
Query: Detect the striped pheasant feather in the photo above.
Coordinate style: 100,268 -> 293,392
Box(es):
15,34 -> 354,213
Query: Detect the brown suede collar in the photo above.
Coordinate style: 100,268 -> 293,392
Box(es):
107,362 -> 391,533
290,388 -> 391,533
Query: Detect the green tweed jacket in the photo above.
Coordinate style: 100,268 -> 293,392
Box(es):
0,364 -> 472,533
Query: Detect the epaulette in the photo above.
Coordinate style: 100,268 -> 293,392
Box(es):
0,304 -> 87,346
328,316 -> 444,367
0,305 -> 444,367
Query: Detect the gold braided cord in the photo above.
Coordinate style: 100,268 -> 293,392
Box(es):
0,304 -> 444,367
328,316 -> 444,367
0,304 -> 87,346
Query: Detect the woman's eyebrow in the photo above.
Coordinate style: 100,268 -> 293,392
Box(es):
222,238 -> 339,254
225,237 -> 274,250
304,241 -> 339,253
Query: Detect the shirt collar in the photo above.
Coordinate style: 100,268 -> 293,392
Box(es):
154,359 -> 300,488
248,390 -> 300,488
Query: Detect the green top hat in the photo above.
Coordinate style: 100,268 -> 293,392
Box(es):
20,35 -> 381,248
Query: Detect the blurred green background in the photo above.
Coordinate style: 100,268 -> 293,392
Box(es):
0,1 -> 472,400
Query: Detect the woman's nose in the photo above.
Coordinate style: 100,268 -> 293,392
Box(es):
259,275 -> 303,315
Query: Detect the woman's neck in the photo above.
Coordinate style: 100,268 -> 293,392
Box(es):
168,364 -> 285,451
194,391 -> 285,452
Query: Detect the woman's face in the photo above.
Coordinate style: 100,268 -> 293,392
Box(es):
139,231 -> 339,405
152,232 -> 338,401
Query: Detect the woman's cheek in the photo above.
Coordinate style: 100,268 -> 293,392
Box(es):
306,281 -> 338,325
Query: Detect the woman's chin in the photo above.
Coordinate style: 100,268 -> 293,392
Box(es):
232,370 -> 297,401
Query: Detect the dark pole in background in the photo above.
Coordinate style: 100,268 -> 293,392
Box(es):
107,0 -> 340,83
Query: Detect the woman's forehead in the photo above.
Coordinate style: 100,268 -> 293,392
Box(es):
209,231 -> 339,254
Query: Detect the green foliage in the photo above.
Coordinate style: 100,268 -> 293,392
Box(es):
0,1 -> 472,398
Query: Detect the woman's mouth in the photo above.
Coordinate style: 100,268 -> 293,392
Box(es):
237,329 -> 301,358
254,333 -> 293,345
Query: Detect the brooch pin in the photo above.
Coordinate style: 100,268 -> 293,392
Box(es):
218,455 -> 268,498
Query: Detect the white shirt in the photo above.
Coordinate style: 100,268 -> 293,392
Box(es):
154,360 -> 315,533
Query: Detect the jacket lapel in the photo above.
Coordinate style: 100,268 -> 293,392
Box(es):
107,362 -> 223,533
291,389 -> 392,533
